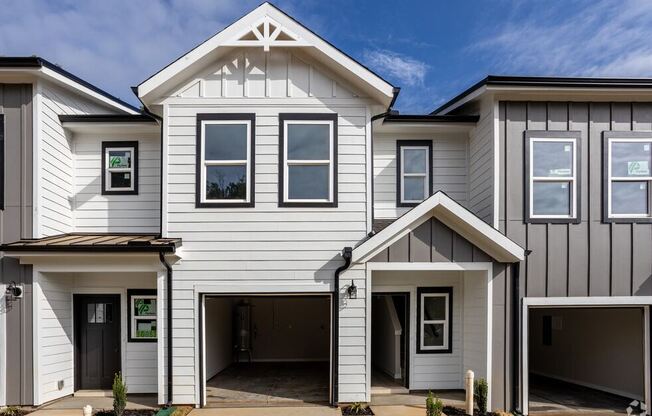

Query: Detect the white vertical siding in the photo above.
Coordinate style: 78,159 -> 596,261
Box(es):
38,80 -> 117,236
467,99 -> 495,224
72,133 -> 160,233
36,273 -> 73,404
373,132 -> 469,219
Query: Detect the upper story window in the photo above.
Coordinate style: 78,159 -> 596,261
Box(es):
417,287 -> 452,354
397,140 -> 433,207
196,113 -> 255,208
102,141 -> 138,195
604,132 -> 652,222
525,131 -> 580,223
279,113 -> 338,207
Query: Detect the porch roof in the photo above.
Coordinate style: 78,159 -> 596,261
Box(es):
0,233 -> 181,253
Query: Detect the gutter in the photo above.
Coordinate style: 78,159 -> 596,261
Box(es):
159,252 -> 174,406
332,246 -> 352,405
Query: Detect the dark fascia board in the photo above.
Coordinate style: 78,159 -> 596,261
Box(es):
383,114 -> 479,124
0,57 -> 140,113
59,114 -> 157,123
431,75 -> 652,115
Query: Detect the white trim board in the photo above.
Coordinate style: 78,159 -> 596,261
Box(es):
521,297 -> 652,415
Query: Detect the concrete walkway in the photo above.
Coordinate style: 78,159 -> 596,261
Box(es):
188,407 -> 340,416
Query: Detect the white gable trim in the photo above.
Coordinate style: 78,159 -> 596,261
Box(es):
137,2 -> 394,104
352,191 -> 525,263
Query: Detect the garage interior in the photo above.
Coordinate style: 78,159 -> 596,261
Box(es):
528,307 -> 646,414
203,295 -> 331,407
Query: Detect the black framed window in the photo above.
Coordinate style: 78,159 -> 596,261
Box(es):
196,113 -> 255,208
525,131 -> 581,223
604,131 -> 652,223
416,287 -> 452,354
397,140 -> 433,207
102,141 -> 138,195
279,113 -> 338,207
127,289 -> 157,342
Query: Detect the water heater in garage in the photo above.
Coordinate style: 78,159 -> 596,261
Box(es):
234,300 -> 252,362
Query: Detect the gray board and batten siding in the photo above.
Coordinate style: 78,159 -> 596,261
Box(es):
370,217 -> 515,410
498,101 -> 652,299
0,84 -> 34,405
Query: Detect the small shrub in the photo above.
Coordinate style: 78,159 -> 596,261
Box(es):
0,407 -> 23,416
426,391 -> 443,416
349,402 -> 366,415
474,378 -> 488,415
113,372 -> 127,416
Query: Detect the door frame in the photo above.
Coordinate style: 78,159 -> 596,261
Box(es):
521,296 -> 652,415
73,292 -> 124,391
198,292 -> 334,407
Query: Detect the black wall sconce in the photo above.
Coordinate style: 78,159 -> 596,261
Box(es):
347,280 -> 357,299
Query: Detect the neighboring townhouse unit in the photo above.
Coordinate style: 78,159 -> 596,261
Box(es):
0,3 -> 651,415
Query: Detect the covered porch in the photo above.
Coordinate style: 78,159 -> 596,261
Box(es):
0,233 -> 180,407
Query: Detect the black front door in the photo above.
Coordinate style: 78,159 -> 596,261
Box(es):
75,294 -> 121,390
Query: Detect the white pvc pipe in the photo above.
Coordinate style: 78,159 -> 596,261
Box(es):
465,370 -> 474,415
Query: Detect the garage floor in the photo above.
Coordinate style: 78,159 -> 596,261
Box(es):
206,362 -> 329,407
529,375 -> 635,415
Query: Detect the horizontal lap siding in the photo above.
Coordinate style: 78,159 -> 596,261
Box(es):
39,81 -> 117,236
165,101 -> 370,404
374,132 -> 468,219
73,133 -> 160,233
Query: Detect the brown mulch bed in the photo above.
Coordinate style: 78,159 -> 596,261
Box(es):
341,405 -> 375,415
443,406 -> 502,416
0,409 -> 32,416
95,411 -> 157,416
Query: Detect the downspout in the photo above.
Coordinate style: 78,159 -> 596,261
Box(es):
332,246 -> 352,406
369,87 -> 400,234
159,252 -> 173,406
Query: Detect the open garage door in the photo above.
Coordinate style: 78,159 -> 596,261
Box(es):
526,306 -> 649,415
200,294 -> 332,407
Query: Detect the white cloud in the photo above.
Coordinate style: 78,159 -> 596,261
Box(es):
362,49 -> 429,86
472,0 -> 652,77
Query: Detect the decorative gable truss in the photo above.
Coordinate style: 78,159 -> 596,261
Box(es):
224,16 -> 309,52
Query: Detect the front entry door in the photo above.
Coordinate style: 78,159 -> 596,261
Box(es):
75,294 -> 121,390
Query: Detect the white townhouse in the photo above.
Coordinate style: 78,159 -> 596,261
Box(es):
3,3 -> 652,415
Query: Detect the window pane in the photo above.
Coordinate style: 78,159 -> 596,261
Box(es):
612,181 -> 648,215
206,165 -> 247,200
533,181 -> 570,215
424,296 -> 446,320
403,148 -> 427,174
403,176 -> 426,201
105,303 -> 113,323
88,303 -> 96,323
136,319 -> 157,338
205,124 -> 248,160
95,303 -> 105,324
423,323 -> 445,347
110,172 -> 132,189
288,165 -> 329,200
533,141 -> 573,177
108,150 -> 131,169
134,298 -> 157,317
611,142 -> 652,177
287,124 -> 330,160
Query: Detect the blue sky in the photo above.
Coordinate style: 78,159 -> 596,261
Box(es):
2,0 -> 652,113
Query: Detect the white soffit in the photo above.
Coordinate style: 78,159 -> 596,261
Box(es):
137,2 -> 395,106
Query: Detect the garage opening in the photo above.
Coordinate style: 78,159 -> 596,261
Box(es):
201,294 -> 331,407
528,307 -> 646,414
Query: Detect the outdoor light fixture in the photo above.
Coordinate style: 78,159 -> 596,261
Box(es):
5,281 -> 23,299
347,280 -> 357,299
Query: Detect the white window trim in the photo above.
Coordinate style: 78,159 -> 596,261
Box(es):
607,137 -> 652,219
105,146 -> 135,192
419,292 -> 450,351
200,119 -> 252,203
282,119 -> 335,203
130,294 -> 157,340
400,146 -> 430,204
529,137 -> 578,219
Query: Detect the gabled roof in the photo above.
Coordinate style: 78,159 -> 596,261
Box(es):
352,192 -> 525,264
136,2 -> 396,106
0,57 -> 139,114
0,233 -> 180,253
432,75 -> 652,115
